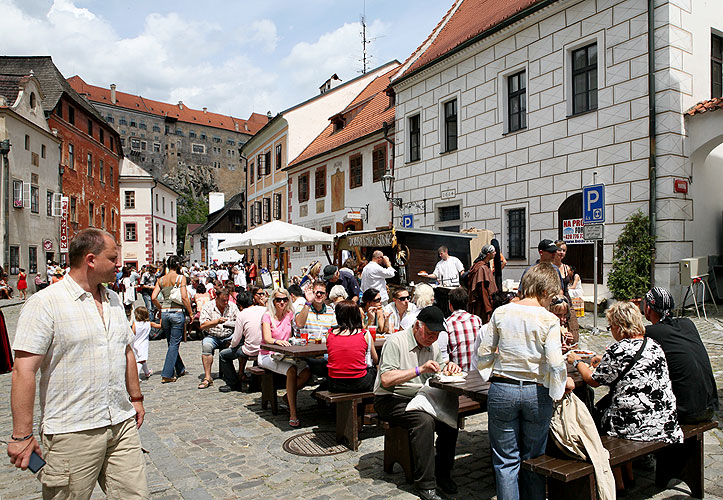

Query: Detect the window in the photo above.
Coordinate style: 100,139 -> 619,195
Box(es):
111,208 -> 115,228
46,190 -> 53,216
572,43 -> 598,114
254,201 -> 262,224
24,134 -> 29,150
273,193 -> 282,220
9,246 -> 19,275
263,197 -> 271,222
155,193 -> 159,211
99,129 -> 104,145
130,119 -> 137,128
68,106 -> 75,125
249,161 -> 254,182
125,223 -> 137,241
41,144 -> 46,159
443,99 -> 458,152
315,167 -> 326,199
28,246 -> 37,274
153,142 -> 161,153
99,159 -> 104,182
372,146 -> 386,182
298,173 -> 309,203
153,125 -> 161,132
175,129 -> 183,136
213,136 -> 221,143
189,131 -> 197,138
200,133 -> 207,140
408,114 -> 420,162
88,202 -> 94,226
110,165 -> 114,187
713,34 -> 723,98
162,196 -> 165,214
156,223 -> 159,242
110,137 -> 114,153
68,143 -> 74,169
349,154 -> 363,189
101,206 -> 105,228
30,185 -> 39,213
87,119 -> 93,137
119,117 -> 127,126
87,152 -> 92,177
130,138 -> 141,151
508,71 -> 527,132
257,154 -> 264,178
106,115 -> 114,123
265,151 -> 271,174
192,143 -> 206,154
227,139 -> 236,146
70,197 -> 77,222
139,122 -> 147,130
436,204 -> 461,232
12,180 -> 23,208
163,225 -> 166,243
171,201 -> 174,217
125,191 -> 135,209
57,105 -> 63,119
506,208 -> 526,259
276,144 -> 282,170
322,226 -> 332,251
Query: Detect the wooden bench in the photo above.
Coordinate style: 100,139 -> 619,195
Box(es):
237,355 -> 258,392
522,421 -> 718,500
382,395 -> 483,483
249,366 -> 278,415
313,390 -> 375,451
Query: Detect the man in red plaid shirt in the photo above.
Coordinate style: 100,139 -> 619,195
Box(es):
443,287 -> 483,372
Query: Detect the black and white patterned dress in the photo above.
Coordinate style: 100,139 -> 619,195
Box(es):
592,337 -> 683,444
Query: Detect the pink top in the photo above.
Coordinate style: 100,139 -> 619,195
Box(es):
259,311 -> 294,355
327,330 -> 370,379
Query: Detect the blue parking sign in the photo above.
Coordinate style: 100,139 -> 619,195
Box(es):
582,184 -> 605,224
401,214 -> 414,228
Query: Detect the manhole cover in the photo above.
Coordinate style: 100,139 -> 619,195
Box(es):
282,431 -> 349,457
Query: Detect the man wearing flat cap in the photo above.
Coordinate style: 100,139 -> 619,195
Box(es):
374,306 -> 462,500
322,264 -> 359,303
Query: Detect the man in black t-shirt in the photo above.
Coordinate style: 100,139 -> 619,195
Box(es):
643,287 -> 718,424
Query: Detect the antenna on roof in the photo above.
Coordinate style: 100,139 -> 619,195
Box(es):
359,0 -> 384,75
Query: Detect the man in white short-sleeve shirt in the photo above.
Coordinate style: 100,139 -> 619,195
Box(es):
361,250 -> 396,303
9,228 -> 149,499
421,246 -> 464,287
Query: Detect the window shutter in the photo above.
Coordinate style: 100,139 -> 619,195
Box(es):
51,193 -> 63,216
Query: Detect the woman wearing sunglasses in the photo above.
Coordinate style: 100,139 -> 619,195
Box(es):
360,288 -> 390,333
258,288 -> 310,427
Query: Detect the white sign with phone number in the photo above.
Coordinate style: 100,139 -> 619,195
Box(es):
562,218 -> 586,244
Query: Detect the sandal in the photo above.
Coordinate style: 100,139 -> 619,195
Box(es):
198,378 -> 213,389
288,418 -> 300,428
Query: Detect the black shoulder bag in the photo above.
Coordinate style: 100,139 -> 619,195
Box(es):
593,338 -> 647,432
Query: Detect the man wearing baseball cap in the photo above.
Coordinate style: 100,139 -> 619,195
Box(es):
374,306 -> 462,500
322,264 -> 360,303
519,239 -> 564,293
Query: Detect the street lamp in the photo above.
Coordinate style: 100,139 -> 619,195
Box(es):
381,168 -> 426,212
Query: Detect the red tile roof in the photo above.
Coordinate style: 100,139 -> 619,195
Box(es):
396,0 -> 547,81
67,75 -> 268,135
288,65 -> 399,168
685,98 -> 723,116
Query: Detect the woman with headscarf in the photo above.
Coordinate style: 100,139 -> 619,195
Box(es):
466,244 -> 498,322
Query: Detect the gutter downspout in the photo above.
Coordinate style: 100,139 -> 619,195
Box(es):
151,179 -> 157,266
647,0 -> 657,284
383,120 -> 395,228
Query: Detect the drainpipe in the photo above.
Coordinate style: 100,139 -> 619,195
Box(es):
647,0 -> 657,285
383,121 -> 395,228
151,179 -> 157,266
0,140 -> 10,269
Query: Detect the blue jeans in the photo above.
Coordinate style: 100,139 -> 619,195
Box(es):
487,381 -> 554,500
201,334 -> 233,355
141,293 -> 154,316
161,311 -> 186,378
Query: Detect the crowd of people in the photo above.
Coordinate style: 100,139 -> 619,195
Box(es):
6,227 -> 720,500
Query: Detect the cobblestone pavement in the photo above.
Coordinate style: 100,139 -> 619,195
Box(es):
1,300 -> 723,499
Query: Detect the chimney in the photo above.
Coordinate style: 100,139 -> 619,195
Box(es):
244,123 -> 249,131
234,122 -> 239,131
208,192 -> 225,214
266,110 -> 272,119
178,101 -> 183,110
110,84 -> 116,104
203,107 -> 207,114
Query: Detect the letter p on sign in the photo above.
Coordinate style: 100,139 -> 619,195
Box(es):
582,184 -> 605,224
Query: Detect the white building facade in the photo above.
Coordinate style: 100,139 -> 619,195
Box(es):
390,0 -> 723,299
0,75 -> 62,291
119,158 -> 178,267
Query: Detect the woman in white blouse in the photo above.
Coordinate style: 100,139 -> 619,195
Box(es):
477,263 -> 574,500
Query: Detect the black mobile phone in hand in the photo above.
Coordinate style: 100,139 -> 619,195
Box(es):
28,451 -> 46,473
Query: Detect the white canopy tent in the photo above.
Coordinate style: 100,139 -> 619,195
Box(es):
218,220 -> 335,285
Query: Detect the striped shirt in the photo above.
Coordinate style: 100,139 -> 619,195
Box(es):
13,275 -> 135,435
444,309 -> 483,372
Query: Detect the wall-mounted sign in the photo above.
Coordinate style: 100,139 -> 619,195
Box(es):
348,231 -> 394,248
674,178 -> 688,194
42,239 -> 53,251
441,189 -> 457,200
562,218 -> 586,244
59,196 -> 69,252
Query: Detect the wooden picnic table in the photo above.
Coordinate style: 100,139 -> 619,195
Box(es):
260,338 -> 386,358
429,364 -> 584,406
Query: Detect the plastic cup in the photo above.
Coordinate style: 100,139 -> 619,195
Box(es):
300,332 -> 308,345
368,325 -> 377,342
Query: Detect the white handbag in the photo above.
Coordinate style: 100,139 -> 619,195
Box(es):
169,276 -> 183,305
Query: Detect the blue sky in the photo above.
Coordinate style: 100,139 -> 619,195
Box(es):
1,0 -> 452,118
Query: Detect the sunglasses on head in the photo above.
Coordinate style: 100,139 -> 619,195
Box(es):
371,297 -> 381,303
551,297 -> 568,306
255,291 -> 267,296
273,297 -> 289,303
396,296 -> 410,301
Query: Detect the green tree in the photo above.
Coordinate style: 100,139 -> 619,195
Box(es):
176,193 -> 208,254
607,211 -> 655,300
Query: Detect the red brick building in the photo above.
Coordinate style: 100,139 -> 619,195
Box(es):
0,57 -> 122,259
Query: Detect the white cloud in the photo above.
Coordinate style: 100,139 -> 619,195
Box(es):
243,19 -> 280,53
0,0 -> 278,117
281,19 -> 389,93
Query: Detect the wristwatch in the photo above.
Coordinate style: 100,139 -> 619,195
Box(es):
129,395 -> 144,403
572,359 -> 582,369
